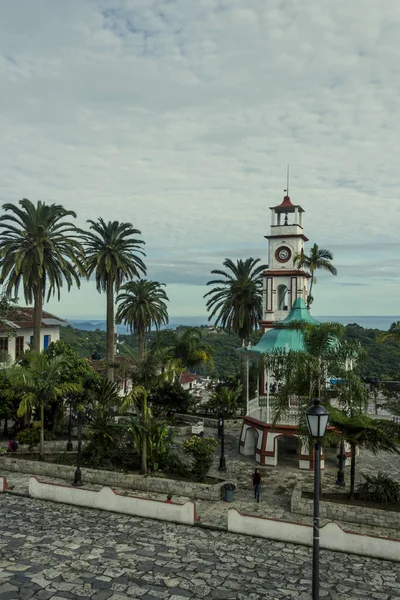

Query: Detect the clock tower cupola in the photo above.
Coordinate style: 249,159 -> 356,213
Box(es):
261,193 -> 310,331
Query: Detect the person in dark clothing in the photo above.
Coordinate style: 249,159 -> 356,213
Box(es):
252,468 -> 262,502
7,440 -> 18,453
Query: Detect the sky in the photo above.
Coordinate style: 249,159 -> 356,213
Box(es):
1,0 -> 400,320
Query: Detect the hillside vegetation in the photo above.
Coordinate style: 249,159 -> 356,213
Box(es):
61,322 -> 400,381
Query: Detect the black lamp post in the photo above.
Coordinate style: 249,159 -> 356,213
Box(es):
218,412 -> 226,471
72,411 -> 83,487
306,398 -> 329,600
66,396 -> 73,452
336,441 -> 346,486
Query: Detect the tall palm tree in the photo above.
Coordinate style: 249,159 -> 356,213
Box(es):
204,258 -> 267,344
174,327 -> 214,371
116,279 -> 169,359
8,352 -> 82,460
80,218 -> 146,381
0,199 -> 84,350
293,243 -> 337,308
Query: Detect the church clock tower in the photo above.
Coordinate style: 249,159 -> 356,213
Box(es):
261,194 -> 310,332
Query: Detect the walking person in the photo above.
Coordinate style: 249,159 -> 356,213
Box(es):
252,468 -> 262,503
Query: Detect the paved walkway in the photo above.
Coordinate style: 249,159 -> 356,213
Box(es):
1,494 -> 400,600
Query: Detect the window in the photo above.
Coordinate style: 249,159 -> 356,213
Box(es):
277,284 -> 289,311
15,336 -> 24,360
44,335 -> 51,349
0,337 -> 8,352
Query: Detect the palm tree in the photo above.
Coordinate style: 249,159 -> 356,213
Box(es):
0,199 -> 84,350
80,218 -> 146,382
8,352 -> 82,460
174,327 -> 214,371
116,279 -> 169,359
328,407 -> 400,499
204,258 -> 267,344
293,243 -> 337,308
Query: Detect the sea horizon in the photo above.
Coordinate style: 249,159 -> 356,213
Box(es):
65,315 -> 400,333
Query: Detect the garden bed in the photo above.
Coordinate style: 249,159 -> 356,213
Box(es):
0,456 -> 236,501
303,491 -> 400,513
291,485 -> 400,530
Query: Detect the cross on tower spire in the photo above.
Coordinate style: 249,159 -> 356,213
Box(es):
284,164 -> 290,196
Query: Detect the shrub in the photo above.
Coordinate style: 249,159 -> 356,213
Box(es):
182,435 -> 218,482
16,428 -> 40,450
356,472 -> 400,504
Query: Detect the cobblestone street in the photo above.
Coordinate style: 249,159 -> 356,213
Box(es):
1,494 -> 400,600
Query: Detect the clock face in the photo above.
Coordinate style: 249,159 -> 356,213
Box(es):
276,246 -> 291,263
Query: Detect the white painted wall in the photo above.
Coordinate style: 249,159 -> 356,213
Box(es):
29,477 -> 196,525
228,509 -> 400,563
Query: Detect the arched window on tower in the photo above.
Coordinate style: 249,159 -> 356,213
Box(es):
277,285 -> 289,311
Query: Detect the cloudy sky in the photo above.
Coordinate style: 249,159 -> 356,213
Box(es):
0,0 -> 399,320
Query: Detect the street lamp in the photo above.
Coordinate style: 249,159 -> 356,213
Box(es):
336,441 -> 346,486
306,397 -> 329,600
218,412 -> 227,471
66,396 -> 73,452
72,411 -> 83,487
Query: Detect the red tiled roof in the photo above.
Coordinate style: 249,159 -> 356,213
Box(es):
180,373 -> 203,385
3,308 -> 65,329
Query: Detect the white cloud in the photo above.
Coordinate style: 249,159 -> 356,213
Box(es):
1,0 -> 400,319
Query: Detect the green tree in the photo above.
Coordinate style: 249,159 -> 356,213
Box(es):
377,321 -> 400,344
116,279 -> 169,359
293,243 -> 337,308
0,199 -> 84,351
174,327 -> 214,371
204,258 -> 266,344
80,218 -> 146,381
208,384 -> 243,417
8,352 -> 82,460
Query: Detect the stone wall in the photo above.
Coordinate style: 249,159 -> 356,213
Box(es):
175,413 -> 243,428
291,485 -> 400,530
29,477 -> 197,525
228,508 -> 400,563
0,457 -> 235,501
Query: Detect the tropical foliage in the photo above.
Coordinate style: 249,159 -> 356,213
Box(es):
8,352 -> 82,460
356,472 -> 400,504
116,279 -> 169,358
0,199 -> 84,350
182,435 -> 218,482
293,243 -> 337,308
80,218 -> 146,381
204,258 -> 267,343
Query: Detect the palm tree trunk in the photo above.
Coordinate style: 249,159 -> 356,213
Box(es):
39,403 -> 45,461
33,283 -> 43,352
349,442 -> 356,500
138,329 -> 145,360
106,278 -> 115,382
141,395 -> 147,474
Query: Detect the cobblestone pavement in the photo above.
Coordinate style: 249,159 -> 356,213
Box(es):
1,494 -> 400,600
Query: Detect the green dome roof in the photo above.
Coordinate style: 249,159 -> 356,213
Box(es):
243,298 -> 320,356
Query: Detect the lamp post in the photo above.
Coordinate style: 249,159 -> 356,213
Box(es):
336,441 -> 346,486
306,398 -> 329,600
66,396 -> 73,452
72,411 -> 83,487
218,412 -> 226,471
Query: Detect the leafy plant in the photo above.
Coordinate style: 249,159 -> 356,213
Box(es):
182,435 -> 218,483
356,472 -> 400,504
16,428 -> 40,450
